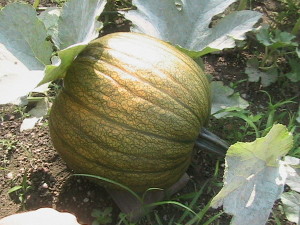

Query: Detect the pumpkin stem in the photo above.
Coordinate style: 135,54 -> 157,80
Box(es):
195,128 -> 229,157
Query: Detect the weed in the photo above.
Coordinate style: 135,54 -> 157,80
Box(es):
215,91 -> 297,144
246,24 -> 300,85
276,0 -> 300,33
76,173 -> 223,225
51,0 -> 67,7
8,172 -> 32,210
13,106 -> 29,119
91,207 -> 113,225
0,139 -> 17,152
0,139 -> 17,168
117,213 -> 135,225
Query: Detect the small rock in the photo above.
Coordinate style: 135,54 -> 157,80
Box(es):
6,172 -> 14,179
42,183 -> 48,189
7,115 -> 15,121
6,133 -> 13,138
83,198 -> 89,203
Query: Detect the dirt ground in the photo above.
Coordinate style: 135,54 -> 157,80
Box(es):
0,0 -> 299,224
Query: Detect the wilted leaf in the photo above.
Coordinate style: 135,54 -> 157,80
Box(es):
20,98 -> 51,131
245,58 -> 278,87
20,117 -> 41,132
124,0 -> 261,56
211,124 -> 293,225
211,81 -> 249,118
20,98 -> 51,132
281,191 -> 300,224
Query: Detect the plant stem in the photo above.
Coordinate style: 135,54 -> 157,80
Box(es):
237,0 -> 248,10
291,17 -> 300,35
33,0 -> 40,8
260,46 -> 270,68
195,128 -> 229,157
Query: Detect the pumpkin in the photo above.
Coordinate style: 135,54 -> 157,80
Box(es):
49,32 -> 211,192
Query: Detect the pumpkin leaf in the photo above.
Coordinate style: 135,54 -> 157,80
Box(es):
0,0 -> 107,104
283,156 -> 300,192
123,0 -> 262,56
245,58 -> 278,87
279,157 -> 300,224
281,191 -> 300,224
211,124 -> 293,225
256,26 -> 298,49
0,46 -> 44,105
211,81 -> 249,118
38,7 -> 61,38
41,0 -> 107,84
51,0 -> 107,50
285,58 -> 300,82
40,43 -> 88,85
0,3 -> 52,104
0,3 -> 53,68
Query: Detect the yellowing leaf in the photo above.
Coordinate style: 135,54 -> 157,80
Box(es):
211,124 -> 293,225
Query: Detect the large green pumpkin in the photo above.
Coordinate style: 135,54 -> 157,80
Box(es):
49,32 -> 211,192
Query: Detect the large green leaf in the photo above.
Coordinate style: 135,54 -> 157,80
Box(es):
0,3 -> 53,69
41,0 -> 107,84
211,124 -> 293,225
52,0 -> 106,50
0,0 -> 107,104
0,3 -> 51,104
124,0 -> 261,56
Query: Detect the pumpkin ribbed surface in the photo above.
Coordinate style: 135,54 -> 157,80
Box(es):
49,32 -> 211,192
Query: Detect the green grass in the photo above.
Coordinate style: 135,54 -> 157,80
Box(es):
75,174 -> 223,225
